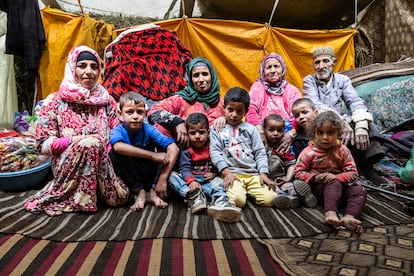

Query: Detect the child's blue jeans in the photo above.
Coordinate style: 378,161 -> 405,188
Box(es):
168,172 -> 227,202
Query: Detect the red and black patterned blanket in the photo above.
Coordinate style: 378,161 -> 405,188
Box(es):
103,26 -> 193,101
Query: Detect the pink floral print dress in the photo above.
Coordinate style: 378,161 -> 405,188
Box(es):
24,45 -> 129,214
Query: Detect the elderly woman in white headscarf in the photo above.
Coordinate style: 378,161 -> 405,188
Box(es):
24,45 -> 129,216
246,53 -> 301,152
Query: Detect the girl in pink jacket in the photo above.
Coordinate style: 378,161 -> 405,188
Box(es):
295,111 -> 366,233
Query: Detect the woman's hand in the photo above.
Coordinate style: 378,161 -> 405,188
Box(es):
276,131 -> 294,153
175,123 -> 189,148
212,116 -> 226,132
255,125 -> 267,147
71,133 -> 100,143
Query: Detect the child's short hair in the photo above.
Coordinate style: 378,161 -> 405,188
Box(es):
119,91 -> 148,111
309,111 -> 342,138
263,114 -> 284,128
292,98 -> 316,110
186,112 -> 209,130
224,87 -> 250,111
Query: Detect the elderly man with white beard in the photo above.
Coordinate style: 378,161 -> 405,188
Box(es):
302,46 -> 386,185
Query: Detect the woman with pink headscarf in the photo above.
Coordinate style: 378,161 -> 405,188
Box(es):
24,45 -> 129,216
246,53 -> 301,152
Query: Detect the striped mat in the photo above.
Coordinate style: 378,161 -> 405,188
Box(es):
0,189 -> 412,242
0,234 -> 285,275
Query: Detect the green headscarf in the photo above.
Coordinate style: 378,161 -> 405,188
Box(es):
177,57 -> 220,108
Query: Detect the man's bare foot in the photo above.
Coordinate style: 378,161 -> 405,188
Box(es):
148,189 -> 168,209
341,215 -> 363,233
44,209 -> 63,217
325,211 -> 342,227
130,189 -> 147,211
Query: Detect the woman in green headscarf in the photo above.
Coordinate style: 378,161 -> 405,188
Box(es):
148,57 -> 225,147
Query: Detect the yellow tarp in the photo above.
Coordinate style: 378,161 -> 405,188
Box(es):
156,18 -> 357,95
38,8 -> 356,99
38,7 -> 116,99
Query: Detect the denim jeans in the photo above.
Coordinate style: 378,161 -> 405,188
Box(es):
168,171 -> 227,202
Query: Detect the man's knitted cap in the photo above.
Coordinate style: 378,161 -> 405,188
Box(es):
313,46 -> 335,58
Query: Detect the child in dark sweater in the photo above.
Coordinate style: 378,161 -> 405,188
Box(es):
263,114 -> 300,209
291,98 -> 317,158
168,112 -> 241,222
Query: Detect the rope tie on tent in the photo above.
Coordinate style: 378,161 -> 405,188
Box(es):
77,0 -> 86,16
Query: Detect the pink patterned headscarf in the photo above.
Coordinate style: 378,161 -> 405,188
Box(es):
58,45 -> 112,106
258,53 -> 287,96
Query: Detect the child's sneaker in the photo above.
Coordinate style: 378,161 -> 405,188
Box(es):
272,193 -> 301,209
190,191 -> 207,214
293,180 -> 318,208
207,196 -> 241,222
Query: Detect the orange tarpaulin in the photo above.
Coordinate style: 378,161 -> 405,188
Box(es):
38,8 -> 356,99
156,18 -> 357,95
38,7 -> 116,99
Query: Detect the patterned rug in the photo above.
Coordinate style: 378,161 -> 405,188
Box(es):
0,234 -> 285,275
0,187 -> 413,242
261,223 -> 414,275
1,187 -> 413,275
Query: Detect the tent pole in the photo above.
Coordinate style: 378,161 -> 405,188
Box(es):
267,0 -> 280,25
181,0 -> 186,17
77,0 -> 86,16
362,182 -> 414,201
164,0 -> 179,19
354,0 -> 358,25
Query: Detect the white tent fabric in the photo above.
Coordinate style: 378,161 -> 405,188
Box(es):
0,12 -> 18,129
40,0 -> 201,19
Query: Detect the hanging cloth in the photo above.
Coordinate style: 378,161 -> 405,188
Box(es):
0,11 -> 18,128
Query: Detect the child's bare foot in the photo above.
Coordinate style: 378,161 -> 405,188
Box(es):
341,215 -> 363,233
44,209 -> 63,216
325,211 -> 342,227
148,189 -> 168,209
130,189 -> 147,211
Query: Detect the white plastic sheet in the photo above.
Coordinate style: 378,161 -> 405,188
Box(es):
45,0 -> 201,19
0,12 -> 18,129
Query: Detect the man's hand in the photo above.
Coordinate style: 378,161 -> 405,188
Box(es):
355,127 -> 369,150
341,121 -> 354,146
